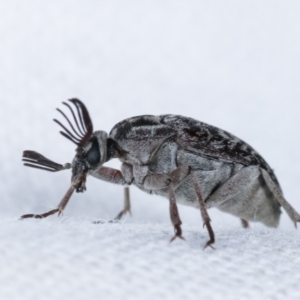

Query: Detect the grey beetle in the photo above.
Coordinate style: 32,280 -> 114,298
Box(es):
21,99 -> 300,248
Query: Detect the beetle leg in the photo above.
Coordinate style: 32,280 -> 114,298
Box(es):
241,219 -> 249,228
143,173 -> 173,190
169,183 -> 185,242
261,168 -> 300,228
168,166 -> 190,188
20,185 -> 75,220
20,209 -> 60,219
141,167 -> 189,241
192,172 -> 215,249
90,166 -> 134,222
143,166 -> 190,190
57,186 -> 76,216
90,166 -> 127,185
114,186 -> 131,220
113,164 -> 134,220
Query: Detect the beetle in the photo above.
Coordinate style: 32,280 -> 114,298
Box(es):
21,98 -> 300,248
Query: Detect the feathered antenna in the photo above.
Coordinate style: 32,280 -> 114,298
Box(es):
53,98 -> 93,147
22,150 -> 71,172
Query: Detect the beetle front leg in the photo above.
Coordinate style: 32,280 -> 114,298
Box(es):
113,163 -> 134,220
20,185 -> 75,220
114,186 -> 131,220
90,165 -> 133,221
91,166 -> 127,185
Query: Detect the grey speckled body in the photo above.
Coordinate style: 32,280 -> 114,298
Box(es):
107,115 -> 281,227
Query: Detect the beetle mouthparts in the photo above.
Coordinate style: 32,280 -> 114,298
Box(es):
72,171 -> 87,193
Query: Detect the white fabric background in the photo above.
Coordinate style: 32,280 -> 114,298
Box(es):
0,1 -> 300,299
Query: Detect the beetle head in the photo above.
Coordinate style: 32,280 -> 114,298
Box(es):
53,99 -> 109,192
22,99 -> 109,193
71,130 -> 108,192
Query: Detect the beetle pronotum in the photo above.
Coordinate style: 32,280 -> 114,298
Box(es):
21,99 -> 300,248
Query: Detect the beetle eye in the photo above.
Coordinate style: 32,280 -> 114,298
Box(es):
86,139 -> 100,166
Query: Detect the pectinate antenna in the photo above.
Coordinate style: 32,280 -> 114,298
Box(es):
53,98 -> 93,147
22,150 -> 71,172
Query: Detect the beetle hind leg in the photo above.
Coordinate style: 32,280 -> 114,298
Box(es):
261,169 -> 300,228
169,183 -> 185,242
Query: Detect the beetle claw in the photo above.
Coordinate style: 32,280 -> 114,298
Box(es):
170,234 -> 185,243
294,220 -> 299,229
170,224 -> 185,242
203,241 -> 215,250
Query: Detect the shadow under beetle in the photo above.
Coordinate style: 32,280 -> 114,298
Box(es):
21,99 -> 300,249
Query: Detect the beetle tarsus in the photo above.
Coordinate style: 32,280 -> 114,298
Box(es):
203,241 -> 215,250
170,224 -> 185,242
114,210 -> 131,221
202,220 -> 215,250
20,208 -> 60,219
241,218 -> 249,228
20,186 -> 75,220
